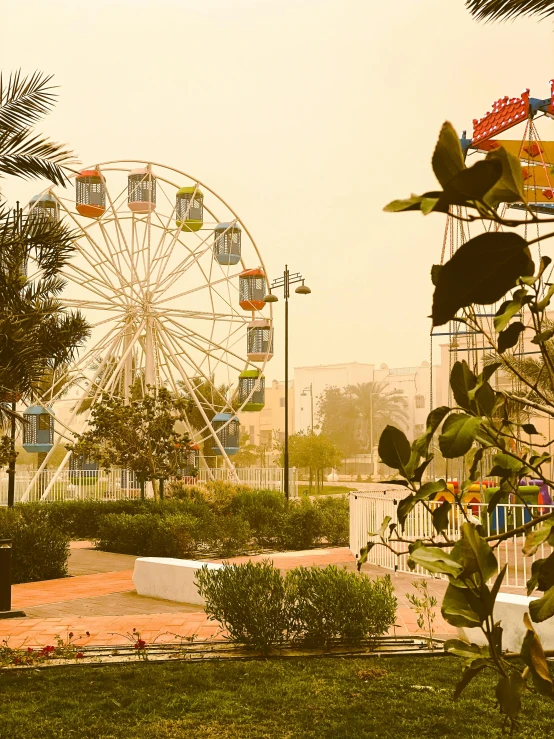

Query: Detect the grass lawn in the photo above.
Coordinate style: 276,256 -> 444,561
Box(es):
1,656 -> 553,738
298,484 -> 354,496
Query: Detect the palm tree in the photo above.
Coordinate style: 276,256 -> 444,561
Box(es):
466,0 -> 554,21
0,211 -> 89,411
0,209 -> 90,506
344,381 -> 409,454
0,70 -> 75,187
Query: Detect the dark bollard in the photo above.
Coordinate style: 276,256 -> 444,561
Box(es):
0,539 -> 26,619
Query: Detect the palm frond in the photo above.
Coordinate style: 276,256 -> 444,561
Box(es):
0,71 -> 57,133
466,0 -> 554,21
0,126 -> 75,185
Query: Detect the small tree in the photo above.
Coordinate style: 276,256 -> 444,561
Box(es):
285,432 -> 343,491
72,387 -> 190,499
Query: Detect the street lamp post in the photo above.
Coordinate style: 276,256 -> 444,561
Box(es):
301,384 -> 314,433
264,265 -> 311,500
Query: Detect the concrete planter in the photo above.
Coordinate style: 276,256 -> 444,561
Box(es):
459,593 -> 554,653
133,557 -> 223,605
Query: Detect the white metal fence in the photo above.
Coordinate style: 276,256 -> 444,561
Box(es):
0,466 -> 297,505
197,466 -> 298,497
350,491 -> 554,589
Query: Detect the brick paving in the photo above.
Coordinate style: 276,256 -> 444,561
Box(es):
1,545 -> 461,649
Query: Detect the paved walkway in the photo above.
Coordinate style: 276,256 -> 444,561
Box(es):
0,544 -> 458,649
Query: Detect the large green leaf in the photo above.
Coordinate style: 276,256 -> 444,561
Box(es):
450,361 -> 477,411
488,452 -> 528,481
378,425 -> 411,471
432,122 -> 466,188
444,639 -> 484,660
413,406 -> 450,456
459,523 -> 498,584
494,289 -> 527,332
408,545 -> 463,578
495,673 -> 524,721
439,413 -> 482,459
357,541 -> 375,571
432,500 -> 452,533
383,191 -> 449,214
484,146 -> 526,209
498,321 -> 525,354
453,659 -> 489,700
537,552 -> 554,593
521,612 -> 554,698
444,158 -> 502,201
432,232 -> 534,326
441,582 -> 483,627
529,585 -> 554,623
522,519 -> 554,557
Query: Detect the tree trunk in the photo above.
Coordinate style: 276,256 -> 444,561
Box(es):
140,479 -> 145,500
7,401 -> 16,508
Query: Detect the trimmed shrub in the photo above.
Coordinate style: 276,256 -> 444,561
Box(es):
286,566 -> 397,648
0,508 -> 69,583
196,561 -> 398,653
278,498 -> 324,551
229,489 -> 285,549
96,513 -> 198,557
314,497 -> 349,547
196,561 -> 290,653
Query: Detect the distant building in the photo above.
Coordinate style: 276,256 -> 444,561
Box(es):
237,379 -> 294,451
294,361 -> 440,441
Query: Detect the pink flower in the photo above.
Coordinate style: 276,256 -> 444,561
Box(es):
76,652 -> 84,659
27,647 -> 34,653
85,631 -> 90,637
68,632 -> 74,639
134,639 -> 146,650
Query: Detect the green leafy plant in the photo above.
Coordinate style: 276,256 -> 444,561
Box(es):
196,561 -> 290,654
370,119 -> 554,731
286,566 -> 397,650
406,580 -> 438,650
0,507 -> 69,583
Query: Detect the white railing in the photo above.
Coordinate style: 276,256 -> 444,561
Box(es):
198,466 -> 298,498
350,491 -> 554,589
0,466 -> 298,504
0,469 -> 142,504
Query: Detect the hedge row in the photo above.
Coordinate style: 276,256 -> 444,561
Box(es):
95,492 -> 349,558
2,485 -> 349,580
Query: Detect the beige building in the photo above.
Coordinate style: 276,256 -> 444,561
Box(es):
293,361 -> 440,442
238,379 -> 294,451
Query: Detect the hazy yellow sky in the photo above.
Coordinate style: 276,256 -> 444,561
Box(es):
2,0 -> 553,373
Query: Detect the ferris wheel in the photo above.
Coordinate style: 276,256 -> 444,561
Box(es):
22,160 -> 274,489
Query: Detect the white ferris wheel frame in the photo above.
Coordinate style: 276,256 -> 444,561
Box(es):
21,160 -> 273,500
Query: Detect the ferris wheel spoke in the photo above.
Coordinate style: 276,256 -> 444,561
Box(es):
57,195 -> 126,293
154,331 -> 211,439
156,273 -> 241,307
97,219 -> 144,306
157,327 -> 234,422
58,298 -> 122,312
61,264 -> 128,307
152,227 -> 217,296
157,307 -> 247,323
162,315 -> 246,375
39,323 -> 127,406
156,319 -> 231,390
99,171 -> 146,302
